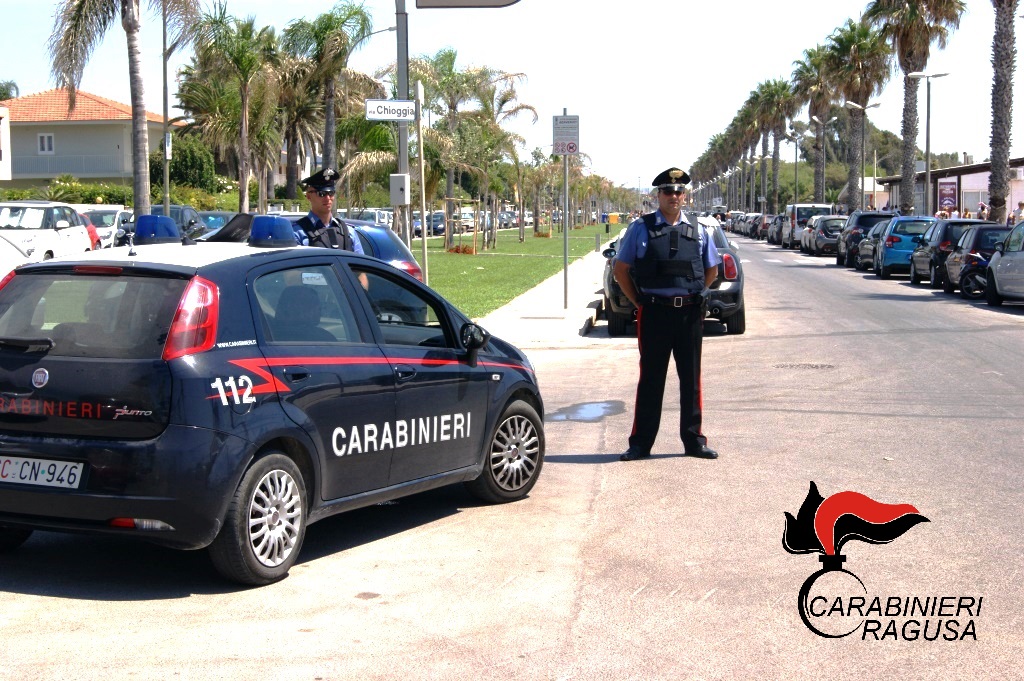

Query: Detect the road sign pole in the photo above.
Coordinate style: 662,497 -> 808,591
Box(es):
416,81 -> 429,284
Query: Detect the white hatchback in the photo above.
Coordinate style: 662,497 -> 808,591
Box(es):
0,200 -> 93,262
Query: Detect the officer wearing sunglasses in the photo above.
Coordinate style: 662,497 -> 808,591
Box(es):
294,167 -> 363,253
612,167 -> 721,462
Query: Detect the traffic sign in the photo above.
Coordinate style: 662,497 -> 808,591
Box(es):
365,99 -> 416,122
553,115 -> 579,156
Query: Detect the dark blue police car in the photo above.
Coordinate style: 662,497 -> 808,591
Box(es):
0,216 -> 544,585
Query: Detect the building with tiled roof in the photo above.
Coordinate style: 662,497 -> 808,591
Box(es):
0,89 -> 177,186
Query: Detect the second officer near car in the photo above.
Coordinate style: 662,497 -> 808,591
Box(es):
613,167 -> 721,462
294,167 -> 363,253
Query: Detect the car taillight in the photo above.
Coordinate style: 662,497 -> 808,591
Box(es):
939,240 -> 952,251
0,270 -> 16,292
722,253 -> 738,280
162,276 -> 219,361
391,260 -> 423,282
884,235 -> 901,248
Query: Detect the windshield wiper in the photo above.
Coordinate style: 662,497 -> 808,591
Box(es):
0,337 -> 55,353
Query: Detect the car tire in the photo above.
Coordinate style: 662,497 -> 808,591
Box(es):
909,261 -> 922,285
836,248 -> 844,266
985,270 -> 1004,306
960,272 -> 986,300
928,262 -> 943,289
845,249 -> 856,268
208,452 -> 307,586
879,262 -> 891,279
0,526 -> 33,552
607,309 -> 629,337
725,305 -> 746,335
942,269 -> 956,293
465,400 -> 544,504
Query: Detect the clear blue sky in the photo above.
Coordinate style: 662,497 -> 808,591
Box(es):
5,0 -> 1022,187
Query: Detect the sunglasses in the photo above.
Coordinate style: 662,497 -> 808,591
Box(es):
660,189 -> 684,196
314,189 -> 336,198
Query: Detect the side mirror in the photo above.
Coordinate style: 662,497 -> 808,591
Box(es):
55,219 -> 70,229
602,247 -> 617,259
911,236 -> 921,244
460,322 -> 490,368
994,242 -> 1004,254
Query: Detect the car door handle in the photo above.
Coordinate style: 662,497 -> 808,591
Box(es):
394,364 -> 417,382
282,366 -> 310,382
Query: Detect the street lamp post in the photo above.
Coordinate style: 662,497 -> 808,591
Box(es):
908,72 -> 948,216
844,101 -> 880,211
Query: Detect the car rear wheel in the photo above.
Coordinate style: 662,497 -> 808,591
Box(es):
0,526 -> 33,552
465,400 -> 544,504
929,263 -> 943,289
879,261 -> 891,279
985,270 -> 1004,306
606,307 -> 629,336
960,272 -> 986,300
942,268 -> 956,293
836,248 -> 844,266
725,305 -> 746,335
845,249 -> 856,268
209,452 -> 307,585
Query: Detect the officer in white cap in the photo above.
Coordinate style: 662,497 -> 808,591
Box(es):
613,167 -> 721,461
294,168 -> 363,253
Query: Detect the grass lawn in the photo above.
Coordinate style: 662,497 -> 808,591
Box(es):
417,222 -> 621,319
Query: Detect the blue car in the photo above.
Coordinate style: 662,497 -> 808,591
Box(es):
872,216 -> 936,279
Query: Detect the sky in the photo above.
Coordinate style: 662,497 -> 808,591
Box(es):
4,0 -> 1023,189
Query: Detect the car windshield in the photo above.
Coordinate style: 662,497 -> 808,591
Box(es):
85,211 -> 118,227
977,228 -> 1011,249
893,220 -> 932,236
0,206 -> 45,229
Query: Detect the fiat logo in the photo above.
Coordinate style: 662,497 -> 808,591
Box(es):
31,368 -> 49,388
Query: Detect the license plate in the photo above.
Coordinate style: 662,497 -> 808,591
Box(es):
0,456 -> 84,489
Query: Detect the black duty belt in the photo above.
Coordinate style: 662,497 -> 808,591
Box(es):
642,294 -> 700,308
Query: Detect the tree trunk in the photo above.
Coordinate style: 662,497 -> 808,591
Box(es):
815,120 -> 825,203
322,77 -> 336,171
122,1 -> 150,218
285,128 -> 299,199
847,108 -> 863,213
899,73 -> 920,214
988,0 -> 1017,225
445,168 -> 455,249
771,128 -> 781,214
238,86 -> 250,213
760,131 -> 769,213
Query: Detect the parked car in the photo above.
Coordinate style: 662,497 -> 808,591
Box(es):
753,213 -> 772,240
0,200 -> 94,261
854,221 -> 887,272
986,221 -> 1024,306
943,225 -> 1011,299
870,216 -> 935,279
0,223 -> 543,585
414,211 -> 446,237
801,214 -> 845,255
767,214 -> 786,244
726,211 -> 745,233
150,204 -> 206,238
836,210 -> 898,267
740,213 -> 762,238
601,216 -> 745,336
781,203 -> 834,249
83,208 -> 131,248
908,218 -> 996,288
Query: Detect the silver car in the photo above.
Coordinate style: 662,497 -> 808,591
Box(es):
986,221 -> 1024,305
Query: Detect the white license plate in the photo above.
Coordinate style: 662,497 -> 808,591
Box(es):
0,456 -> 84,489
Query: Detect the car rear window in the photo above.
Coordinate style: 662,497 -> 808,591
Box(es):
797,206 -> 832,222
0,272 -> 188,359
977,228 -> 1011,249
892,220 -> 932,236
857,214 -> 894,229
819,219 -> 845,230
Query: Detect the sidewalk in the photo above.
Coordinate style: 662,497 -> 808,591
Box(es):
475,246 -> 611,349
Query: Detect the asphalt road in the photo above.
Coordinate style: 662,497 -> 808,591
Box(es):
2,236 -> 1022,680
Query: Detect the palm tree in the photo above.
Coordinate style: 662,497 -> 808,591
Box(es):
865,0 -> 966,214
277,55 -> 323,200
283,2 -> 373,172
987,0 -> 1019,225
758,79 -> 797,214
49,0 -> 199,218
792,45 -> 833,203
825,19 -> 892,212
0,80 -> 18,101
195,3 -> 278,213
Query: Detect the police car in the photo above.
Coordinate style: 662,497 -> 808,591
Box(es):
0,216 -> 544,585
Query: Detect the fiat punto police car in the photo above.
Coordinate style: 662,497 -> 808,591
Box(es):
0,216 -> 544,585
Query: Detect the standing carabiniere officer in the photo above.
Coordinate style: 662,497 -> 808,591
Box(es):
294,167 -> 363,253
613,167 -> 721,462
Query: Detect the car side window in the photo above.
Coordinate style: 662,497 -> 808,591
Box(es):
352,267 -> 450,348
922,225 -> 935,242
1005,224 -> 1024,252
956,229 -> 972,249
253,265 -> 362,344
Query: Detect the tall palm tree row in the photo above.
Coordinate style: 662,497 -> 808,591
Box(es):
864,0 -> 966,213
792,45 -> 832,203
49,0 -> 200,219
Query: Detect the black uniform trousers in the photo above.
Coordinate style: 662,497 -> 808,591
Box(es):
628,300 -> 707,455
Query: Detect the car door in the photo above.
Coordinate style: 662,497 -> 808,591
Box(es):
913,224 -> 936,273
53,207 -> 85,256
249,259 -> 398,500
348,262 -> 492,484
945,229 -> 973,284
994,224 -> 1024,296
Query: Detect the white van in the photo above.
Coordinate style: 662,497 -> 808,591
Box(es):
781,203 -> 834,249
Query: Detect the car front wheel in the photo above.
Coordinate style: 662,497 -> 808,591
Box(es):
725,305 -> 746,334
929,263 -> 943,289
909,260 -> 921,285
209,452 -> 307,585
985,270 -> 1004,306
465,400 -> 544,504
